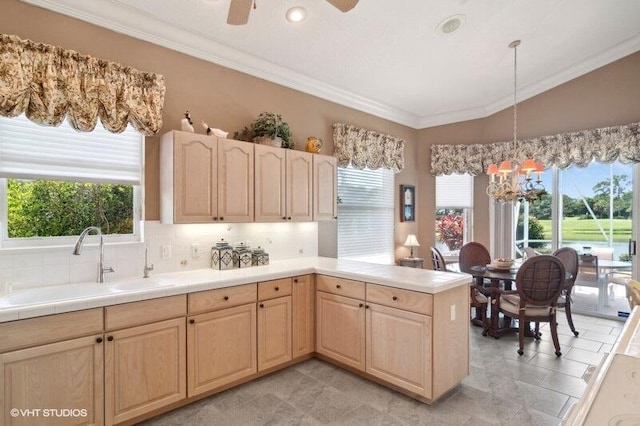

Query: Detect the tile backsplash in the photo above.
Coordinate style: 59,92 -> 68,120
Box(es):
0,221 -> 318,291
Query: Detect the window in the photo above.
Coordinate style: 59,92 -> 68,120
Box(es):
337,166 -> 394,264
0,115 -> 143,247
435,174 -> 473,256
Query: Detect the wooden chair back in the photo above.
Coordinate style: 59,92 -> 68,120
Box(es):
430,247 -> 447,271
576,256 -> 600,285
515,255 -> 566,307
458,242 -> 491,274
553,247 -> 579,290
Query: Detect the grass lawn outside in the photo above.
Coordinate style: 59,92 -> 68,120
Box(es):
538,217 -> 632,243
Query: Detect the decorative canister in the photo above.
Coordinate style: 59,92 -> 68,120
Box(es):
252,246 -> 270,266
211,239 -> 234,270
233,243 -> 253,268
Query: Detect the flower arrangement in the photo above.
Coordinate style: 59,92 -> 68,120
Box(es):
232,112 -> 294,149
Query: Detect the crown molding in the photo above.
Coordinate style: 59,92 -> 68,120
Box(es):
21,0 -> 640,130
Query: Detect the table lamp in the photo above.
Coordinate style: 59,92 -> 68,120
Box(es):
404,234 -> 420,258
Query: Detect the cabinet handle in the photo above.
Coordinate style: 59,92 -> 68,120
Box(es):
294,278 -> 298,283
334,216 -> 338,219
359,303 -> 364,308
189,319 -> 195,324
282,216 -> 286,220
392,296 -> 398,301
96,337 -> 103,344
213,217 -> 218,221
287,217 -> 292,220
275,286 -> 279,291
220,217 -> 224,221
224,296 -> 229,301
365,305 -> 370,309
107,336 -> 114,342
259,303 -> 264,308
336,284 -> 341,289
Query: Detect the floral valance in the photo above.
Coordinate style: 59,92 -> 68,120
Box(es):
0,34 -> 166,135
333,123 -> 405,172
430,122 -> 640,176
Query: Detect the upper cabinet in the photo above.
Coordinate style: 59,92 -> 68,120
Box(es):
313,154 -> 338,221
255,145 -> 312,222
160,131 -> 254,223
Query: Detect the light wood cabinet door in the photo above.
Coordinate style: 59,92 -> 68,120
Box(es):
0,335 -> 104,426
105,318 -> 186,425
172,133 -> 218,223
218,138 -> 254,222
187,303 -> 257,397
366,303 -> 432,398
316,291 -> 365,371
286,150 -> 313,221
254,144 -> 286,221
313,154 -> 337,221
257,296 -> 292,371
292,275 -> 315,358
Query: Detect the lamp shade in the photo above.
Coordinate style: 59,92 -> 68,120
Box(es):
404,234 -> 420,247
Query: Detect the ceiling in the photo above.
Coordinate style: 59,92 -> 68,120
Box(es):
24,0 -> 640,129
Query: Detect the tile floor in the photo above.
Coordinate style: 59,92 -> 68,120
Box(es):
142,312 -> 624,426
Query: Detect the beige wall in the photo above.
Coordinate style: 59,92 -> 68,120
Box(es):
2,0 -> 639,263
418,51 -> 640,255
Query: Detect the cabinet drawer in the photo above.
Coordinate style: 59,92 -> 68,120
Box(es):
105,295 -> 187,331
0,308 -> 103,353
366,283 -> 432,316
258,278 -> 292,301
316,275 -> 365,300
189,284 -> 257,314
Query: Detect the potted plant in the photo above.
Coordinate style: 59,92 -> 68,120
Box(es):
233,112 -> 294,149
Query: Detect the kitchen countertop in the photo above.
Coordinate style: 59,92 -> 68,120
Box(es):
0,257 -> 471,323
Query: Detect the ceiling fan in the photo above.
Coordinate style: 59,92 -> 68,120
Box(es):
227,0 -> 359,25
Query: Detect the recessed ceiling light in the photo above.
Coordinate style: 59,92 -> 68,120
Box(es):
435,14 -> 466,36
286,6 -> 307,23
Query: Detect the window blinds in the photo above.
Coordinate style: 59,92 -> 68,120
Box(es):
0,115 -> 142,185
435,173 -> 473,208
337,166 -> 395,264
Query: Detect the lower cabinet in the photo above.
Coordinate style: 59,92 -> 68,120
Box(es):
316,291 -> 366,371
257,296 -> 292,371
292,275 -> 315,358
0,335 -> 104,426
366,303 -> 432,398
105,317 -> 186,425
187,303 -> 257,397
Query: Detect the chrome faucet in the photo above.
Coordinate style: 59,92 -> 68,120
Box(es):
143,246 -> 154,278
72,226 -> 114,283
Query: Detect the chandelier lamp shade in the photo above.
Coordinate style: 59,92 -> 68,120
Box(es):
486,40 -> 546,203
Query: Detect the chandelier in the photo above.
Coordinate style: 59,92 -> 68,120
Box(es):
486,40 -> 546,203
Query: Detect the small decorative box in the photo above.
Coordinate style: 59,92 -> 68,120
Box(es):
233,243 -> 253,269
211,239 -> 234,270
252,246 -> 269,266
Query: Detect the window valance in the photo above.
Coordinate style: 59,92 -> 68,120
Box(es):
333,123 -> 405,172
430,122 -> 640,176
0,34 -> 166,136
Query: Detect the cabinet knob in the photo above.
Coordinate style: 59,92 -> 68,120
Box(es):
96,337 -> 103,344
294,278 -> 298,283
107,336 -> 114,342
275,286 -> 279,291
213,217 -> 218,221
287,217 -> 292,220
365,305 -> 370,309
392,296 -> 398,301
336,284 -> 341,289
282,216 -> 286,220
334,216 -> 338,219
219,217 -> 224,221
189,319 -> 195,324
224,296 -> 229,301
259,303 -> 264,308
359,303 -> 364,308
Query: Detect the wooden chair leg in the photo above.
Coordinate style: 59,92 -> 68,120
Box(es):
550,315 -> 562,357
534,322 -> 541,340
517,314 -> 525,355
565,300 -> 579,337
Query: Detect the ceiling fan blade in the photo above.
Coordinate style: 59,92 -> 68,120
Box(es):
326,0 -> 359,12
227,0 -> 253,25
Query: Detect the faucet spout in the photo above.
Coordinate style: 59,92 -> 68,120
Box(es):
72,226 -> 114,283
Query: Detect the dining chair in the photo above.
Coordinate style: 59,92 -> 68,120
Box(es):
553,247 -> 580,336
458,242 -> 491,328
492,255 -> 566,356
430,246 -> 448,272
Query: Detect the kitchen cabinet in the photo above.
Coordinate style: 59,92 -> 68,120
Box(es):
160,131 -> 254,223
254,145 -> 312,221
104,296 -> 187,425
292,275 -> 315,358
257,279 -> 292,371
313,154 -> 338,221
315,275 -> 366,372
0,335 -> 104,426
187,303 -> 257,397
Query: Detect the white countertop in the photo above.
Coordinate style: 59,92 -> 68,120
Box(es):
0,257 -> 471,323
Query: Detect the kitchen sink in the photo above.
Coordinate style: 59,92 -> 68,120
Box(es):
0,283 -> 107,307
109,279 -> 175,291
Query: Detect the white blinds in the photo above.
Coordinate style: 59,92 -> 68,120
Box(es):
337,165 -> 395,264
0,114 -> 142,185
436,173 -> 473,208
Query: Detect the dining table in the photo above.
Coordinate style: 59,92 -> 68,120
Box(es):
594,259 -> 632,309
